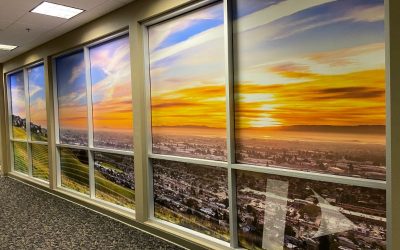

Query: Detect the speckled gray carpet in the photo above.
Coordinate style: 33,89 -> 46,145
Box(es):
0,176 -> 183,250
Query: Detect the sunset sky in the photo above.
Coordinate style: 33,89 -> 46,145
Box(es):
56,50 -> 87,130
149,3 -> 226,130
28,64 -> 47,128
56,36 -> 132,133
234,0 -> 385,130
10,71 -> 26,119
149,0 -> 385,139
90,35 -> 133,134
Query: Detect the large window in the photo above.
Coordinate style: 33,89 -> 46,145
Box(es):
7,63 -> 49,181
148,2 -> 226,162
145,0 -> 387,248
234,0 -> 386,181
147,2 -> 230,242
54,34 -> 135,209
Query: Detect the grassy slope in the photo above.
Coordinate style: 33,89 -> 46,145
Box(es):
32,144 -> 49,181
60,149 -> 90,195
13,142 -> 28,174
95,171 -> 135,209
13,126 -> 26,140
60,149 -> 135,208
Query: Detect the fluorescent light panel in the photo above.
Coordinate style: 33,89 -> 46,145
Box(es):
0,44 -> 17,51
31,2 -> 84,19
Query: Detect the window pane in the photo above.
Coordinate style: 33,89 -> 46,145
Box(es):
13,142 -> 28,174
60,148 -> 89,194
56,51 -> 88,146
237,170 -> 386,249
89,36 -> 133,151
28,64 -> 48,142
32,144 -> 49,181
153,159 -> 229,241
9,71 -> 26,140
234,0 -> 386,180
149,3 -> 227,161
94,152 -> 135,209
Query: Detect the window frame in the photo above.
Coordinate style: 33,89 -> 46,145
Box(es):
6,61 -> 50,184
52,30 -> 136,214
142,0 -> 387,248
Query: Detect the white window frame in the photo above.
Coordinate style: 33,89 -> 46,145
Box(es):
142,0 -> 387,248
6,61 -> 50,185
52,30 -> 136,215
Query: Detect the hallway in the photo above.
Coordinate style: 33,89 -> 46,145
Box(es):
0,176 -> 182,249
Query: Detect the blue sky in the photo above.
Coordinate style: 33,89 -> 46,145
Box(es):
9,70 -> 25,118
28,64 -> 47,128
56,50 -> 87,106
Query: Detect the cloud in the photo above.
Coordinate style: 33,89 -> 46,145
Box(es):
68,61 -> 85,85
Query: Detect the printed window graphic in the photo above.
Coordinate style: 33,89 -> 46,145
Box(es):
234,0 -> 386,180
148,3 -> 227,161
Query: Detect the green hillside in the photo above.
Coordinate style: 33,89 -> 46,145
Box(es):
32,144 -> 49,181
13,126 -> 27,140
60,148 -> 90,195
13,142 -> 28,174
95,171 -> 135,209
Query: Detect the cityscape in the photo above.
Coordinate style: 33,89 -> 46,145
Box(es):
152,130 -> 226,161
94,152 -> 135,209
237,171 -> 386,250
153,159 -> 230,241
94,131 -> 133,151
236,126 -> 386,180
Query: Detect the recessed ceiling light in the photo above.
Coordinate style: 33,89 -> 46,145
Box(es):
31,1 -> 84,19
0,44 -> 17,51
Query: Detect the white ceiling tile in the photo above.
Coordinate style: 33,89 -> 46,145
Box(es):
0,20 -> 13,30
49,0 -> 109,11
17,12 -> 67,29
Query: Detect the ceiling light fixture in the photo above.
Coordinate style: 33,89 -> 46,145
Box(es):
0,44 -> 17,51
31,1 -> 84,19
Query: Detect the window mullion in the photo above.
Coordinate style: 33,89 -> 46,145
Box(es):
84,47 -> 95,198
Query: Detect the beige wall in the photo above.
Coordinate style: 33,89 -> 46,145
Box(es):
387,0 -> 399,249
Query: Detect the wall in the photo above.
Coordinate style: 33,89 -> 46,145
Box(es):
1,0 -> 398,249
387,0 -> 400,248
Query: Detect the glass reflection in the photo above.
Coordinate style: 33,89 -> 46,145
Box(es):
94,152 -> 135,209
32,144 -> 49,181
60,148 -> 89,194
153,159 -> 230,241
237,171 -> 386,249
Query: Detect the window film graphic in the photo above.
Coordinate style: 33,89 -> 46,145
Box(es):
153,159 -> 230,241
89,35 -> 133,151
56,51 -> 88,146
234,0 -> 386,180
9,71 -> 26,140
237,171 -> 386,250
28,64 -> 48,142
148,3 -> 227,161
94,152 -> 135,209
32,144 -> 49,181
13,142 -> 28,174
60,148 -> 89,195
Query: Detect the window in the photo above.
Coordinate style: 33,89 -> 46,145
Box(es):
54,33 -> 135,209
153,159 -> 229,241
146,2 -> 230,242
236,170 -> 386,249
148,2 -> 226,162
145,0 -> 386,248
7,63 -> 49,181
234,0 -> 386,180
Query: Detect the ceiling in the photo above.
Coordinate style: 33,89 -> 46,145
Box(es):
0,0 -> 134,63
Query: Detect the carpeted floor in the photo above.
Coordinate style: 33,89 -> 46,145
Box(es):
0,176 -> 183,249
